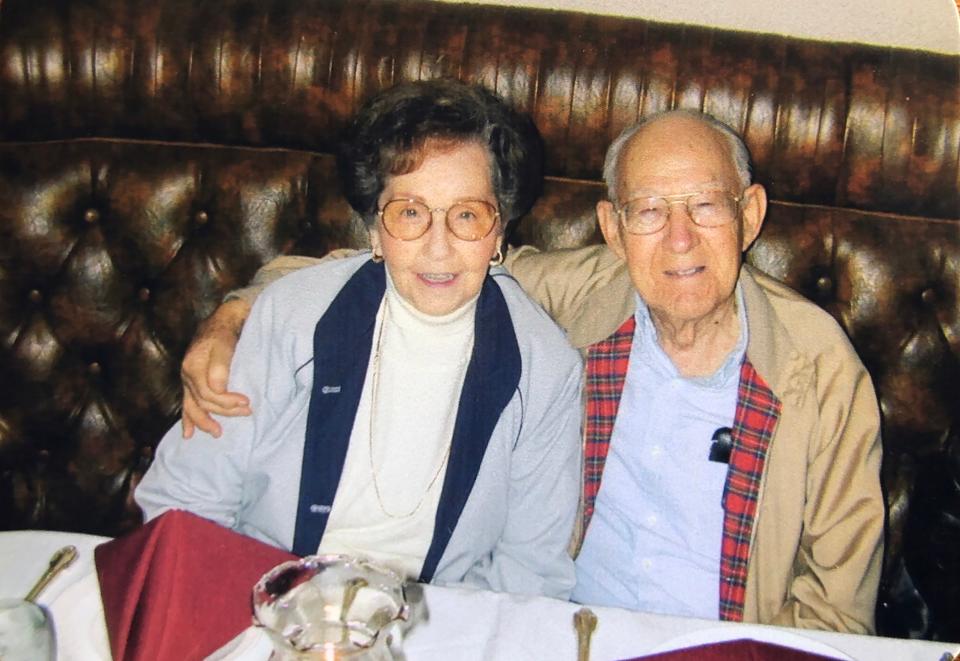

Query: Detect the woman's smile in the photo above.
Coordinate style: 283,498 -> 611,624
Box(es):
418,272 -> 457,284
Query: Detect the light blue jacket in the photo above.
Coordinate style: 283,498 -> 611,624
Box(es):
136,254 -> 582,598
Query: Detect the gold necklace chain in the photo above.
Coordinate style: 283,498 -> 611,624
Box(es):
367,303 -> 453,519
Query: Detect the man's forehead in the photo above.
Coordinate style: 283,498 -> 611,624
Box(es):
617,119 -> 737,191
627,116 -> 726,156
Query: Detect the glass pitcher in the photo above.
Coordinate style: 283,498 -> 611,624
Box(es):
252,554 -> 410,660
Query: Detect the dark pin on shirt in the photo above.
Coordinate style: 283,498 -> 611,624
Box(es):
709,427 -> 733,464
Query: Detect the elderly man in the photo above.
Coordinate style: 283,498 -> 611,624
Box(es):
179,110 -> 883,633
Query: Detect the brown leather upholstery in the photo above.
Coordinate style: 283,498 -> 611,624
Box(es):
0,0 -> 957,640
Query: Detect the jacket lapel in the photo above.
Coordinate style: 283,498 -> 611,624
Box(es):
292,260 -> 385,556
719,359 -> 781,621
419,276 -> 521,581
580,316 -> 636,535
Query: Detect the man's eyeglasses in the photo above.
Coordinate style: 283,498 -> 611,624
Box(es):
377,199 -> 500,241
615,190 -> 742,235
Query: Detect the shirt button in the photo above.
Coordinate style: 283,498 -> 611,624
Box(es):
646,514 -> 658,526
642,558 -> 653,571
650,445 -> 662,457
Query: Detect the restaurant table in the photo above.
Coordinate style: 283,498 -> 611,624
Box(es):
1,530 -> 958,661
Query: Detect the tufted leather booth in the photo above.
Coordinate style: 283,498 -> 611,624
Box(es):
0,0 -> 957,641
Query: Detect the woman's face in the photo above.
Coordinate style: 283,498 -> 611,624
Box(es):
370,140 -> 502,316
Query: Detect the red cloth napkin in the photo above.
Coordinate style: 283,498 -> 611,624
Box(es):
622,638 -> 842,660
94,509 -> 296,661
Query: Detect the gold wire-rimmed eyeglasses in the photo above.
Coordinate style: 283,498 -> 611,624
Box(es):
377,198 -> 500,241
615,189 -> 742,235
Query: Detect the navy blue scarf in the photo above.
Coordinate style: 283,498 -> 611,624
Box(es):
292,260 -> 521,581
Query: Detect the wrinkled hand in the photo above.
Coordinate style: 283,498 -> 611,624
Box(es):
181,299 -> 253,438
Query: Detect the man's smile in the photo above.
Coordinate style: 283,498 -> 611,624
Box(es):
664,266 -> 705,277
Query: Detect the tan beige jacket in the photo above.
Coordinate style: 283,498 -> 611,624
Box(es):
242,245 -> 884,633
506,245 -> 884,634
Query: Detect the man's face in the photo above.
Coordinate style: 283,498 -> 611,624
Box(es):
597,116 -> 766,332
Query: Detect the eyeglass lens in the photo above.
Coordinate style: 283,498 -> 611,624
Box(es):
380,199 -> 498,241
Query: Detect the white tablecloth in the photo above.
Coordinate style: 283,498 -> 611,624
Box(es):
1,530 -> 957,661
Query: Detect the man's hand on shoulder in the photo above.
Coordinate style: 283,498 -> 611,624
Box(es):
181,298 -> 253,438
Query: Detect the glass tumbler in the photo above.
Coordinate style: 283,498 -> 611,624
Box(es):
0,598 -> 55,661
253,554 -> 410,660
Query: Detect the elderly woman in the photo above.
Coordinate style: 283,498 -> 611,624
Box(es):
135,80 -> 582,598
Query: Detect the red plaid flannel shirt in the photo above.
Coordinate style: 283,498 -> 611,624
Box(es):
583,316 -> 781,621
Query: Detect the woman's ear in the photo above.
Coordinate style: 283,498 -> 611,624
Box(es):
369,226 -> 383,259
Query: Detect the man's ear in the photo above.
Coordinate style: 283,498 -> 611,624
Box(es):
739,184 -> 767,251
597,200 -> 627,260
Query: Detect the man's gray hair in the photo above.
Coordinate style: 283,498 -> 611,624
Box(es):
602,109 -> 753,202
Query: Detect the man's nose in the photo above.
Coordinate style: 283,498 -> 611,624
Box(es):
666,199 -> 693,219
663,201 -> 697,251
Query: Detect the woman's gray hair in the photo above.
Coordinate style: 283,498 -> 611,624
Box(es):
602,109 -> 753,201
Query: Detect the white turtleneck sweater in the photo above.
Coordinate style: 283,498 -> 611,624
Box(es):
318,271 -> 477,578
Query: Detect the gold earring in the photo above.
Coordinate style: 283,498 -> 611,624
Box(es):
371,249 -> 383,263
489,248 -> 504,266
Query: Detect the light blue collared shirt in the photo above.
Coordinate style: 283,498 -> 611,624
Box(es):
572,286 -> 748,618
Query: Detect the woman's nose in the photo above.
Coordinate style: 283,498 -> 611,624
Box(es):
422,209 -> 455,257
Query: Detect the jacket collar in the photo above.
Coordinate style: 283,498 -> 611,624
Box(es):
567,254 -> 804,403
737,264 -> 809,406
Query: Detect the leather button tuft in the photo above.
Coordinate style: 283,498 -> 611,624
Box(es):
138,287 -> 151,302
195,210 -> 209,225
921,288 -> 936,304
84,209 -> 100,223
816,276 -> 833,292
28,289 -> 42,303
88,362 -> 102,375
